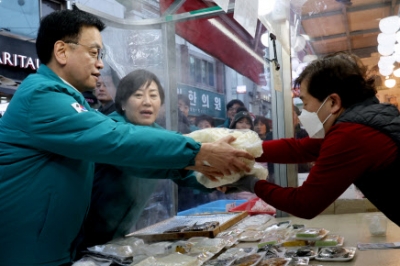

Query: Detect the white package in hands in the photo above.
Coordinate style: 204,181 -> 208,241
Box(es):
186,128 -> 268,188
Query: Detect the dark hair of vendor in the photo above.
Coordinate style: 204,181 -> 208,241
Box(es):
294,52 -> 376,108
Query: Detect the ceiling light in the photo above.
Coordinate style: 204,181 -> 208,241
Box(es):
377,33 -> 396,45
378,44 -> 395,56
379,67 -> 394,76
379,55 -> 395,65
385,78 -> 396,88
379,16 -> 400,34
394,68 -> 400,77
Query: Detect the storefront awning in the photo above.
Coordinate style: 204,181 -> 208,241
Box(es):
160,0 -> 266,86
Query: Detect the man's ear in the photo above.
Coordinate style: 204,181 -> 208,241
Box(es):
330,93 -> 342,114
53,41 -> 68,65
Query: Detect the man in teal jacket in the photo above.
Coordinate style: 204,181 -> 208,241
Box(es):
0,9 -> 252,266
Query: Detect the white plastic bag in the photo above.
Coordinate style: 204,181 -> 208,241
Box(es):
186,128 -> 268,188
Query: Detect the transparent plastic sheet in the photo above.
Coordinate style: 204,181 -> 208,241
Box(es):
101,27 -> 164,79
186,128 -> 267,188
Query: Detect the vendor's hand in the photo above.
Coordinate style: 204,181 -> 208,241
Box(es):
219,175 -> 260,194
188,135 -> 254,177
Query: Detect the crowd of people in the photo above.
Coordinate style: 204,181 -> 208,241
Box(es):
2,7 -> 399,266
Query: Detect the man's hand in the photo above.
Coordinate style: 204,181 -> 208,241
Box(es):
218,175 -> 260,194
186,135 -> 254,179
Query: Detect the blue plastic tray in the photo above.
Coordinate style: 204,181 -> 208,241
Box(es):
177,199 -> 246,216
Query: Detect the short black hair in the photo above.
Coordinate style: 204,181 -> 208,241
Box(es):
294,52 -> 376,108
115,69 -> 164,114
36,8 -> 105,64
226,99 -> 245,111
195,114 -> 215,127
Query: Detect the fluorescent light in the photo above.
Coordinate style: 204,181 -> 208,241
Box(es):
208,18 -> 265,64
393,68 -> 400,77
385,78 -> 396,88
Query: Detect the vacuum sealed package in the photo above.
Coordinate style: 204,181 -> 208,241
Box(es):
186,128 -> 268,188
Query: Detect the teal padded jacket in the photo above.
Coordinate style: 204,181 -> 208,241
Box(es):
78,112 -> 213,252
0,65 -> 201,266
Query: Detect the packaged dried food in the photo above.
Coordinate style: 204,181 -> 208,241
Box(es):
315,247 -> 356,262
72,254 -> 112,266
164,225 -> 189,233
232,252 -> 266,266
258,257 -> 290,266
218,246 -> 258,260
190,238 -> 226,254
87,244 -> 133,258
203,258 -> 236,266
170,240 -> 192,254
315,234 -> 344,247
283,246 -> 318,259
215,234 -> 239,247
281,239 -> 307,247
134,253 -> 202,266
294,228 -> 329,240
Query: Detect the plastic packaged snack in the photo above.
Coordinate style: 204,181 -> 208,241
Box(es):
190,238 -> 226,254
217,246 -> 258,260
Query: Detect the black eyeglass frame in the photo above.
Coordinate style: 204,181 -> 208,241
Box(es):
65,41 -> 105,60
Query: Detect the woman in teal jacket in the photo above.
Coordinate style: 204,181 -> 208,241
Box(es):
78,69 -> 214,252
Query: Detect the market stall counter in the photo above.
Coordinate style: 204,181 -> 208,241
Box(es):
266,212 -> 400,266
73,212 -> 400,265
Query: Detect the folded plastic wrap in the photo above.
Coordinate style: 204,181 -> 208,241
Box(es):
186,128 -> 267,188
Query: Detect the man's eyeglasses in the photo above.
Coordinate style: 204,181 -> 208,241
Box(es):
65,42 -> 104,60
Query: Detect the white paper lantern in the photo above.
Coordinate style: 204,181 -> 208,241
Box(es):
394,68 -> 400,77
378,43 -> 395,56
378,60 -> 393,70
394,53 -> 400,63
379,55 -> 396,65
385,78 -> 396,88
379,16 -> 400,34
379,67 -> 394,76
377,33 -> 396,45
396,31 -> 400,43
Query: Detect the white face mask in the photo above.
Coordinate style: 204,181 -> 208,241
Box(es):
298,97 -> 332,139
